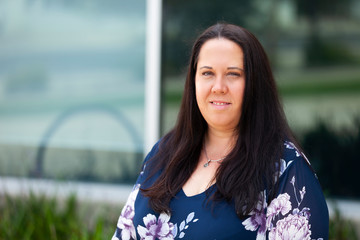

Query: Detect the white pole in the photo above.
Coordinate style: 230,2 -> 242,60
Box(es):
144,0 -> 162,154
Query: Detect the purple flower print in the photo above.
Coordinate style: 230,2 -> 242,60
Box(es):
242,175 -> 321,239
290,176 -> 295,186
140,164 -> 146,176
242,191 -> 267,240
242,208 -> 267,240
137,213 -> 174,240
275,159 -> 294,183
115,184 -> 140,240
175,212 -> 199,239
300,186 -> 306,201
266,193 -> 292,229
268,213 -> 311,240
117,205 -> 136,239
284,141 -> 312,165
284,141 -> 301,157
291,177 -> 306,207
279,159 -> 294,178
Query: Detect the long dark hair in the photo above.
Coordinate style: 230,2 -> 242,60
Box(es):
142,23 -> 296,219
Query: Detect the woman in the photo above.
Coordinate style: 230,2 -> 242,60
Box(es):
112,23 -> 329,240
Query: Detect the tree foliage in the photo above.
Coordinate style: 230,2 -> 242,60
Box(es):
302,118 -> 360,198
162,0 -> 254,77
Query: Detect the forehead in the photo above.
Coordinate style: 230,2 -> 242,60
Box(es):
197,38 -> 244,66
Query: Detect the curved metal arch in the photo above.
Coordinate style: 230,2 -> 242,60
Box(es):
31,104 -> 143,178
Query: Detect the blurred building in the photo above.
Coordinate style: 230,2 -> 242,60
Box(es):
0,0 -> 359,201
0,0 -> 147,183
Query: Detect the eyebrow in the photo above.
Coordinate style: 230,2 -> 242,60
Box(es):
228,66 -> 244,71
199,66 -> 244,71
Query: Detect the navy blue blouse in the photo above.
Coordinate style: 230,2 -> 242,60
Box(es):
112,141 -> 329,240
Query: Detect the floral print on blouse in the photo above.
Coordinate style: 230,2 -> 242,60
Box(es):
112,141 -> 329,240
243,176 -> 316,240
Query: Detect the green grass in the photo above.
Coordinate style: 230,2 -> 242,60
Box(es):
0,193 -> 119,240
329,206 -> 359,240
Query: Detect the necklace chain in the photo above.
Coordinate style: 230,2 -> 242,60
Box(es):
203,146 -> 227,168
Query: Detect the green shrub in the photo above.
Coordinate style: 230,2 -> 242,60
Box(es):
329,206 -> 358,240
301,118 -> 360,198
304,35 -> 358,67
0,193 -> 117,240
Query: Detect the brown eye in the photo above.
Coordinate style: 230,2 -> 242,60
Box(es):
202,71 -> 214,76
227,72 -> 241,77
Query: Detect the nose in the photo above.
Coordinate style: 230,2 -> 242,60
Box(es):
211,75 -> 228,94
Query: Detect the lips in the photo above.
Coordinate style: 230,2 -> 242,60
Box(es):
210,101 -> 230,105
212,102 -> 229,105
210,101 -> 231,108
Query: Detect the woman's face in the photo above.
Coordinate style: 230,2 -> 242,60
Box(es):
195,38 -> 245,133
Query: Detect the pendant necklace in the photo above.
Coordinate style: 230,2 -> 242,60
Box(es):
203,146 -> 227,168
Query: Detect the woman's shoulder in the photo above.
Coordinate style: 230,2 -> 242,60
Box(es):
277,140 -> 313,178
243,140 -> 329,239
144,140 -> 161,161
138,138 -> 166,185
143,133 -> 174,163
282,141 -> 308,163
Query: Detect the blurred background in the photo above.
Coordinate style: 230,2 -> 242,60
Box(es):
0,0 -> 359,239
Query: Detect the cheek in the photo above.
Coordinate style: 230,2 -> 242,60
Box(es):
236,81 -> 245,97
195,80 -> 204,102
195,88 -> 203,109
233,83 -> 246,108
238,87 -> 245,102
195,86 -> 209,115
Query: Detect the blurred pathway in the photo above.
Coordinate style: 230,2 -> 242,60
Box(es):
0,176 -> 133,205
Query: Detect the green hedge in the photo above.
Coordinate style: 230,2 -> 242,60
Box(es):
301,118 -> 360,198
0,193 -> 118,240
